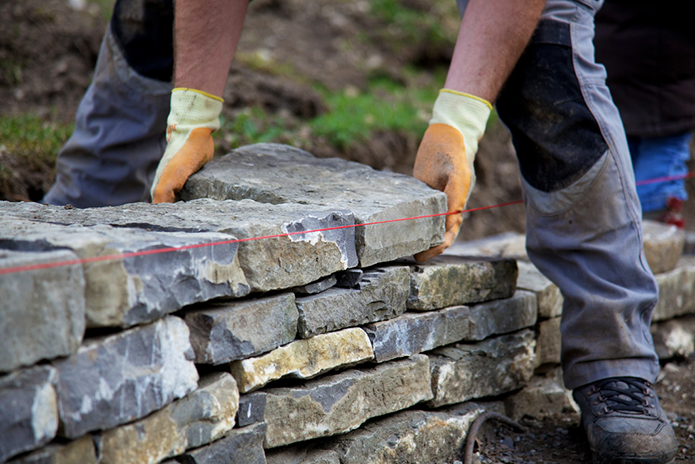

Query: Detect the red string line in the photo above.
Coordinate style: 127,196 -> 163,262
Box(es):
1,170 -> 693,276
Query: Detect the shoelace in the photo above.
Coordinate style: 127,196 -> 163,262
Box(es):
589,377 -> 655,415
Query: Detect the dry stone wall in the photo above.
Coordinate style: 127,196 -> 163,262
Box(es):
1,143 -> 694,464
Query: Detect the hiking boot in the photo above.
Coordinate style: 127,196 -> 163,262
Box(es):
573,377 -> 677,464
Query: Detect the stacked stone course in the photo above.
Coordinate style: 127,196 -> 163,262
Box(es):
1,144 -> 693,464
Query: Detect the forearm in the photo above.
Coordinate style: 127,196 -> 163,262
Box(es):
446,0 -> 546,102
174,0 -> 248,97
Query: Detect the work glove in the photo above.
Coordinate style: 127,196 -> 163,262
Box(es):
413,89 -> 491,262
151,88 -> 223,203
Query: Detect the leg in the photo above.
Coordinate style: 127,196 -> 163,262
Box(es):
42,0 -> 174,207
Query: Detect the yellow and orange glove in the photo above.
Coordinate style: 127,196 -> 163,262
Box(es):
151,88 -> 223,203
413,89 -> 492,261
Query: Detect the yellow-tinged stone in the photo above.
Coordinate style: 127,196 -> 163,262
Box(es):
230,328 -> 374,393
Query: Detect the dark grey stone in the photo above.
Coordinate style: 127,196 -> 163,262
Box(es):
292,275 -> 337,295
335,269 -> 363,288
468,290 -> 537,340
175,423 -> 267,464
7,436 -> 97,464
237,393 -> 267,427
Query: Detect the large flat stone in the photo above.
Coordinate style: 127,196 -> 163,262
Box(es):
652,257 -> 695,321
0,216 -> 247,328
468,290 -> 537,341
295,266 -> 409,338
52,316 -> 199,438
0,366 -> 58,462
323,402 -> 486,464
405,255 -> 518,311
535,317 -> 562,367
174,422 -> 267,464
427,330 -> 536,408
230,328 -> 374,393
266,448 -> 340,464
642,219 -> 685,274
185,293 -> 298,364
181,143 -> 447,267
0,250 -> 85,373
0,199 -> 358,294
650,315 -> 695,360
444,232 -> 528,261
262,355 -> 433,448
97,372 -> 239,464
7,436 -> 97,464
516,260 -> 563,319
364,306 -> 471,363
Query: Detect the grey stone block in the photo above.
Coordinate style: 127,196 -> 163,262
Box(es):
7,435 -> 97,464
324,402 -> 486,464
642,219 -> 685,274
364,306 -> 471,363
650,315 -> 695,360
295,266 -> 409,338
427,330 -> 536,408
516,260 -> 563,319
444,232 -> 528,261
0,217 -> 248,328
0,366 -> 58,462
406,255 -> 518,311
185,293 -> 298,364
97,372 -> 239,464
52,316 -> 199,438
652,258 -> 695,321
237,393 -> 267,427
266,447 -> 340,464
292,275 -> 337,295
175,422 -> 267,464
180,143 -> 447,267
468,290 -> 537,341
535,317 -> 562,367
263,355 -> 433,448
0,250 -> 85,373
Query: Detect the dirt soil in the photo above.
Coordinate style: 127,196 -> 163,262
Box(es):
2,1 -> 695,463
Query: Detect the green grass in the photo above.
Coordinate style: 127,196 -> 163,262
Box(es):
0,114 -> 73,164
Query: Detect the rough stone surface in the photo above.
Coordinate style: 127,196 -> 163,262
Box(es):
292,275 -> 337,295
0,217 -> 248,328
468,290 -> 537,341
323,403 -> 486,464
52,316 -> 199,438
230,328 -> 374,393
7,436 -> 97,464
97,372 -> 239,464
185,293 -> 298,364
0,250 -> 85,373
0,199 -> 358,294
295,266 -> 409,338
504,368 -> 578,421
516,260 -> 563,319
642,219 -> 685,274
237,393 -> 267,427
405,255 -> 518,311
175,422 -> 267,464
651,315 -> 695,360
266,448 -> 340,464
263,355 -> 433,448
444,232 -> 528,261
0,366 -> 58,463
181,143 -> 447,267
535,317 -> 562,367
427,330 -> 536,408
652,257 -> 695,321
364,306 -> 471,363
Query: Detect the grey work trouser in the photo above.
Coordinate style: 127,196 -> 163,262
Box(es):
458,0 -> 660,389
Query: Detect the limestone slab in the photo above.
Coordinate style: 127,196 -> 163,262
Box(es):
266,447 -> 340,464
295,266 -> 409,338
230,328 -> 374,393
0,199 -> 358,294
652,259 -> 695,321
642,219 -> 685,274
427,330 -> 536,408
262,355 -> 433,448
406,255 -> 518,311
52,316 -> 199,438
175,422 -> 267,464
0,250 -> 85,373
504,368 -> 578,421
650,315 -> 695,360
0,217 -> 248,328
535,317 -> 562,367
185,293 -> 298,364
7,436 -> 97,464
364,306 -> 471,363
181,143 -> 447,267
468,290 -> 537,340
0,366 -> 58,462
516,260 -> 563,318
97,372 -> 239,464
324,403 -> 486,464
444,232 -> 528,261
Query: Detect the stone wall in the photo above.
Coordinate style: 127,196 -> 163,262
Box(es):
1,143 -> 694,464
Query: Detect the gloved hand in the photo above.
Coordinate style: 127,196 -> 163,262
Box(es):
413,89 -> 492,262
151,88 -> 224,203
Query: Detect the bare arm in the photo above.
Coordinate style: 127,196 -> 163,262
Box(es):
174,0 -> 249,97
446,0 -> 547,102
